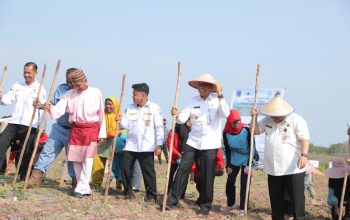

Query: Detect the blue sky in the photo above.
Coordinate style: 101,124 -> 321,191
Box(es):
0,0 -> 349,147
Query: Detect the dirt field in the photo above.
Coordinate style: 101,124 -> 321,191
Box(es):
0,153 -> 333,219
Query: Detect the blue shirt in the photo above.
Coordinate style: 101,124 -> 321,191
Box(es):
226,128 -> 250,167
51,84 -> 71,128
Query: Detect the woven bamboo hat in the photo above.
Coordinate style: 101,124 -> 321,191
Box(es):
260,97 -> 294,117
188,73 -> 218,92
326,157 -> 350,179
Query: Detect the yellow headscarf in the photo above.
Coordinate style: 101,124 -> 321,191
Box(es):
105,96 -> 119,138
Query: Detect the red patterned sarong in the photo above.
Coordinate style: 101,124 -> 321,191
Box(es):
67,122 -> 99,162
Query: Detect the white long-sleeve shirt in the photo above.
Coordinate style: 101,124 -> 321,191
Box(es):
0,80 -> 46,128
177,93 -> 230,150
121,101 -> 164,152
48,86 -> 106,138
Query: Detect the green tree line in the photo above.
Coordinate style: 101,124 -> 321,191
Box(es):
309,142 -> 349,155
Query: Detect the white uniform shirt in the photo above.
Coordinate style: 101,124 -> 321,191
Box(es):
121,101 -> 164,152
177,93 -> 230,150
258,112 -> 310,176
0,80 -> 46,128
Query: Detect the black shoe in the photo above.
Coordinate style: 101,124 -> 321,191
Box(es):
199,206 -> 210,215
144,197 -> 157,204
83,193 -> 92,198
74,192 -> 84,198
165,204 -> 177,210
116,193 -> 135,200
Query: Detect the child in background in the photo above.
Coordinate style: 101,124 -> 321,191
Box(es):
326,157 -> 350,220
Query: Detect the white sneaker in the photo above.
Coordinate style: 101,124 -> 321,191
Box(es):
239,210 -> 245,216
220,206 -> 234,213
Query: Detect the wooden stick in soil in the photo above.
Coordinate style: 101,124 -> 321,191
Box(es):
162,62 -> 182,213
0,65 -> 8,91
339,122 -> 350,219
23,60 -> 61,190
244,64 -> 260,215
103,74 -> 126,202
12,64 -> 46,185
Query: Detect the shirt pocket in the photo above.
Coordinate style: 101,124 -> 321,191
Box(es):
142,112 -> 153,128
127,112 -> 138,133
190,108 -> 202,124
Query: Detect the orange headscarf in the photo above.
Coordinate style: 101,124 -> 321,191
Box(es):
105,96 -> 119,139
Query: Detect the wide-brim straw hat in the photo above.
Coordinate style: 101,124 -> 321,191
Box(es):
188,73 -> 218,92
326,157 -> 350,179
260,97 -> 294,117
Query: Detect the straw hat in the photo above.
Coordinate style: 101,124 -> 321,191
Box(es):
72,69 -> 87,82
260,97 -> 294,117
188,73 -> 218,92
326,157 -> 350,179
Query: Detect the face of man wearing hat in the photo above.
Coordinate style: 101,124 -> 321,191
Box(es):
197,82 -> 213,99
271,116 -> 285,123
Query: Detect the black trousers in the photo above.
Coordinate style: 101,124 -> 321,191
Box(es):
167,145 -> 217,209
121,151 -> 157,200
226,165 -> 249,210
168,163 -> 187,199
268,172 -> 305,220
0,123 -> 37,180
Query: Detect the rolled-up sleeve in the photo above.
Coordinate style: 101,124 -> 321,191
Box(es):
0,84 -> 16,105
295,115 -> 310,141
177,105 -> 191,124
218,98 -> 230,118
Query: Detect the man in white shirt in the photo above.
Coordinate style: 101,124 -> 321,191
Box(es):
166,73 -> 230,215
251,96 -> 310,220
0,62 -> 46,181
117,83 -> 163,203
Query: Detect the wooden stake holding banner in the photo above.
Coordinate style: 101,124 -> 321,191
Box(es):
339,122 -> 350,219
103,74 -> 126,202
23,60 -> 61,190
0,65 -> 8,91
162,62 -> 182,213
244,64 -> 260,215
12,64 -> 46,185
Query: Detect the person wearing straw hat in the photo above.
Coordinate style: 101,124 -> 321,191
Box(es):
0,62 -> 47,181
116,83 -> 164,203
251,96 -> 310,220
43,69 -> 106,198
326,157 -> 350,220
166,73 -> 230,215
28,68 -> 77,188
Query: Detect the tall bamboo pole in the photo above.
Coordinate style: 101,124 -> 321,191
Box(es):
13,65 -> 46,185
339,122 -> 350,219
23,60 -> 61,190
0,65 -> 8,91
162,62 -> 182,213
244,64 -> 260,215
103,74 -> 126,202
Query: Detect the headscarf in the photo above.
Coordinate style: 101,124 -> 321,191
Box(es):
105,96 -> 119,139
223,109 -> 244,135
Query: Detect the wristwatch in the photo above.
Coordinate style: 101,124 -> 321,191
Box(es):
301,153 -> 308,158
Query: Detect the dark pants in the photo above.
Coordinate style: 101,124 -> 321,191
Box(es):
226,165 -> 249,210
168,163 -> 187,199
268,172 -> 305,220
332,203 -> 350,220
122,151 -> 157,200
167,145 -> 217,209
158,143 -> 169,163
0,124 -> 37,180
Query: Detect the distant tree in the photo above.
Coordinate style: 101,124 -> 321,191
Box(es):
328,143 -> 348,155
309,143 -> 328,154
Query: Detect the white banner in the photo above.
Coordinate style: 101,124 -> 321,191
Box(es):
230,88 -> 285,162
